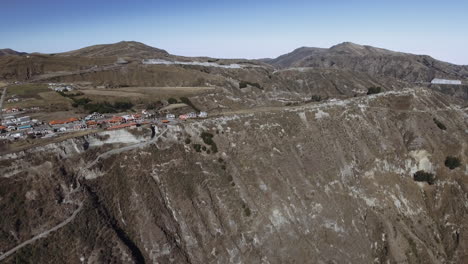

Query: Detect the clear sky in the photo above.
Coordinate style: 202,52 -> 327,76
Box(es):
1,0 -> 467,64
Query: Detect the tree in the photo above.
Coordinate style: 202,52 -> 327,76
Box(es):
367,86 -> 382,95
445,156 -> 461,170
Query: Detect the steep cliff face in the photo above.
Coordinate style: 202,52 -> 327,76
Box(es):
1,89 -> 467,263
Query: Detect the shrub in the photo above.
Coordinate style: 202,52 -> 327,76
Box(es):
310,95 -> 322,102
445,156 -> 461,170
239,81 -> 262,90
192,144 -> 202,152
146,101 -> 163,110
168,98 -> 178,104
367,86 -> 382,95
200,131 -> 218,153
185,138 -> 191,144
72,97 -> 91,106
413,170 -> 435,185
201,132 -> 214,145
113,101 -> 134,110
433,118 -> 447,130
180,97 -> 200,112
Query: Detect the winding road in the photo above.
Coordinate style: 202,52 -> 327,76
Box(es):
0,202 -> 84,262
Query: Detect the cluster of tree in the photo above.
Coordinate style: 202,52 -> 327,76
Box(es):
56,91 -> 85,97
367,86 -> 382,95
413,170 -> 435,185
83,101 -> 134,114
200,131 -> 218,153
445,156 -> 461,170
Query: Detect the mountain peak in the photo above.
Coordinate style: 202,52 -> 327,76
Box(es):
59,41 -> 169,58
330,42 -> 397,56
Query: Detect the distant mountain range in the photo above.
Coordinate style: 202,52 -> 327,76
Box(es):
262,42 -> 468,82
0,48 -> 27,56
1,41 -> 467,84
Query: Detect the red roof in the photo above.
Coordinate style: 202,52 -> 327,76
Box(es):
106,122 -> 137,130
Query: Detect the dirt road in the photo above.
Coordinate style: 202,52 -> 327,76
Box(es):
0,202 -> 84,262
0,87 -> 7,120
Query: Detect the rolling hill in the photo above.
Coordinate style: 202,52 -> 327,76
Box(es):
0,49 -> 27,56
58,41 -> 169,59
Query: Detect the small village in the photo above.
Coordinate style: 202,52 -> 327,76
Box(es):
0,83 -> 208,141
0,109 -> 207,141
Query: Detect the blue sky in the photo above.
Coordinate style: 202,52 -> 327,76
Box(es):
1,0 -> 467,64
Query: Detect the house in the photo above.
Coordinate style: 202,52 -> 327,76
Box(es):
166,114 -> 176,119
198,112 -> 208,118
11,132 -> 23,139
49,117 -> 79,126
187,112 -> 197,118
179,114 -> 188,120
17,116 -> 30,122
85,112 -> 103,120
18,125 -> 32,130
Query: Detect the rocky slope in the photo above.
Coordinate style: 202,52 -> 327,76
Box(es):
1,88 -> 467,263
264,42 -> 468,83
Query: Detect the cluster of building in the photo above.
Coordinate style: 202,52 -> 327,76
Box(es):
1,106 -> 40,114
168,111 -> 207,121
0,109 -> 209,141
0,115 -> 48,139
48,83 -> 74,92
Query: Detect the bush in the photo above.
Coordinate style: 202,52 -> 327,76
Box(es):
433,118 -> 447,130
84,102 -> 117,113
445,156 -> 461,170
185,138 -> 191,144
239,81 -> 262,90
113,101 -> 134,110
310,95 -> 322,102
413,170 -> 435,185
367,86 -> 382,95
72,97 -> 92,106
180,97 -> 200,112
146,101 -> 163,110
192,144 -> 202,152
200,131 -> 218,153
168,98 -> 178,104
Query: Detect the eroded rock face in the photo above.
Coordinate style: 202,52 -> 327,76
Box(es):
1,88 -> 467,263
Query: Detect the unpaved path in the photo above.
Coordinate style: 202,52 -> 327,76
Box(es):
0,87 -> 7,120
0,202 -> 84,262
84,127 -> 169,170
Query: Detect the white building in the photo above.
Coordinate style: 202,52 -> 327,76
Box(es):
187,112 -> 197,118
198,112 -> 207,118
166,114 -> 176,119
431,78 -> 462,85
